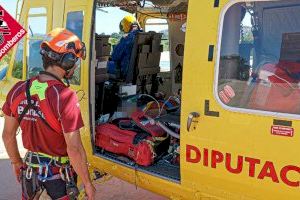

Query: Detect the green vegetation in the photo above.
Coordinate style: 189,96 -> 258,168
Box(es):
160,29 -> 169,51
0,51 -> 12,69
12,61 -> 23,79
161,40 -> 169,51
0,51 -> 13,79
109,32 -> 123,46
69,65 -> 81,85
241,26 -> 254,43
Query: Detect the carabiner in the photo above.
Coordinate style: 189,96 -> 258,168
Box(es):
65,166 -> 71,183
44,164 -> 49,178
59,167 -> 65,181
38,163 -> 49,182
25,166 -> 33,179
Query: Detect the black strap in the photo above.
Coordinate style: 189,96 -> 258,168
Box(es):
18,79 -> 58,132
39,71 -> 66,85
39,71 -> 70,87
133,132 -> 149,145
18,80 -> 32,123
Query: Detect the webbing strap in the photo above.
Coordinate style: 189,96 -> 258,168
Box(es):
40,71 -> 70,88
26,152 -> 70,166
39,71 -> 65,85
38,152 -> 69,164
17,80 -> 32,124
18,80 -> 56,132
21,173 -> 29,200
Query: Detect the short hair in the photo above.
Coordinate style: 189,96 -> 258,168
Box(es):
41,46 -> 62,69
42,55 -> 58,70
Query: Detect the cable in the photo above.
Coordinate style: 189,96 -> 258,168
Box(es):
138,94 -> 161,115
157,121 -> 180,139
137,10 -> 185,22
95,1 -> 185,21
76,90 -> 86,102
16,127 -> 21,136
159,95 -> 180,116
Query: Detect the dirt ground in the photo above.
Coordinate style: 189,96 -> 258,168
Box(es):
0,118 -> 166,200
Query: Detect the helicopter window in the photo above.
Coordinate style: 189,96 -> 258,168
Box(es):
66,11 -> 84,40
28,7 -> 46,15
96,7 -> 131,47
26,12 -> 47,78
217,1 -> 300,116
66,11 -> 84,85
12,38 -> 24,79
145,18 -> 170,72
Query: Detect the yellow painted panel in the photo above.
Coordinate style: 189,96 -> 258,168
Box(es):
181,0 -> 300,199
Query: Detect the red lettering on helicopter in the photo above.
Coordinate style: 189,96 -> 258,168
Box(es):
203,148 -> 209,167
186,145 -> 201,163
257,161 -> 279,183
211,150 -> 224,168
244,157 -> 260,177
186,145 -> 300,188
225,153 -> 243,174
280,165 -> 300,187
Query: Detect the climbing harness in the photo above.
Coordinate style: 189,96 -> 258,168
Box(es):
21,152 -> 79,200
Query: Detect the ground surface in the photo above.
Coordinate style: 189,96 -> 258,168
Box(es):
0,118 -> 166,200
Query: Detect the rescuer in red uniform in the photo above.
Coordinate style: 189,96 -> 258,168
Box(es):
2,28 -> 95,200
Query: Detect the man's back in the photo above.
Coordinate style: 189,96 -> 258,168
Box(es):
2,28 -> 95,200
2,77 -> 84,156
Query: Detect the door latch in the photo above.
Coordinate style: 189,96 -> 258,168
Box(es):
187,112 -> 200,132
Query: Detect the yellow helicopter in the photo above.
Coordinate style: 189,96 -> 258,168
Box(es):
0,0 -> 300,199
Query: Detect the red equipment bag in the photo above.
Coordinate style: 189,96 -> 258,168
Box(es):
248,61 -> 300,114
95,119 -> 155,166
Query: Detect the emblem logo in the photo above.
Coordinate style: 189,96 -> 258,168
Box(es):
0,5 -> 26,59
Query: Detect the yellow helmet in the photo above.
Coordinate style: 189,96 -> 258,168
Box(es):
119,15 -> 139,33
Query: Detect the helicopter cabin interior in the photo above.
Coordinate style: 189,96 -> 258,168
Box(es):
91,0 -> 187,182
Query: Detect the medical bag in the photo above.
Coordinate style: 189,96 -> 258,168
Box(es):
248,61 -> 300,114
95,115 -> 168,167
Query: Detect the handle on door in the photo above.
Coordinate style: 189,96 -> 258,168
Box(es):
187,112 -> 200,132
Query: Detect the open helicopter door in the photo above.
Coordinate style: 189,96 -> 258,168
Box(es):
181,1 -> 300,199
